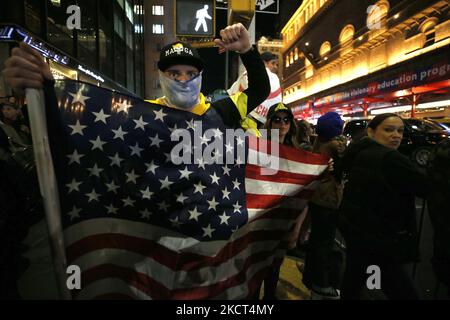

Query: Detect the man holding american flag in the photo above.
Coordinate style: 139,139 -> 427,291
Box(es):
3,23 -> 328,300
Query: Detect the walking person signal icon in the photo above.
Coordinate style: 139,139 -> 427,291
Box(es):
195,5 -> 212,33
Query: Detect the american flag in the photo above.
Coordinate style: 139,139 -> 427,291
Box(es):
48,80 -> 327,300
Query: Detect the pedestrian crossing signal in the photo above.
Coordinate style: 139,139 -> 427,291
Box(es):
175,0 -> 215,37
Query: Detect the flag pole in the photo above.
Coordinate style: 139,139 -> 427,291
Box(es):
26,88 -> 72,300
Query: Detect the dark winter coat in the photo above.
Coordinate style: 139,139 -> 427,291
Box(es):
337,137 -> 429,263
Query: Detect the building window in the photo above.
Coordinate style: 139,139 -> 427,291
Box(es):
152,24 -> 164,34
339,24 -> 355,45
125,1 -> 134,23
319,41 -> 331,57
152,5 -> 164,15
134,24 -> 143,34
294,48 -> 299,60
419,17 -> 438,33
367,0 -> 389,30
134,4 -> 144,15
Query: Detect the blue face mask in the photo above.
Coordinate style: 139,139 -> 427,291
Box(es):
159,71 -> 202,110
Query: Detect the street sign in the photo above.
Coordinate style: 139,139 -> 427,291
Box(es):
216,0 -> 279,14
176,0 -> 216,37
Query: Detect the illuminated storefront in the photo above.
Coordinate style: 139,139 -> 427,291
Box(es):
281,0 -> 450,122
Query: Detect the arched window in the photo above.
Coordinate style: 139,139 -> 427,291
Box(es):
339,24 -> 355,45
419,17 -> 438,33
294,47 -> 299,60
319,41 -> 331,57
366,0 -> 389,30
290,51 -> 294,64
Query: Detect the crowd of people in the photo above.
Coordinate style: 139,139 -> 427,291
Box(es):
1,22 -> 449,300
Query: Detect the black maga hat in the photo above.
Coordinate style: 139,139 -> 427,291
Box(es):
158,41 -> 204,72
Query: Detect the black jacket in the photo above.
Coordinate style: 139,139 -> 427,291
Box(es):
337,137 -> 429,262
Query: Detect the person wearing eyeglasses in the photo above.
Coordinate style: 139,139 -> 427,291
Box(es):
255,103 -> 299,300
263,103 -> 299,147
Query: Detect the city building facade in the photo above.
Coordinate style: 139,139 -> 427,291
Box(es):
280,0 -> 450,122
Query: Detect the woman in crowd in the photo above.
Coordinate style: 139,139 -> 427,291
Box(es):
337,113 -> 429,299
257,102 -> 299,299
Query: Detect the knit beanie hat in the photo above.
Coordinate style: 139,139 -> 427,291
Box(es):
316,112 -> 344,140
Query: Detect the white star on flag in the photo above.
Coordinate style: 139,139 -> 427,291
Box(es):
236,136 -> 244,146
133,116 -> 148,130
149,134 -> 163,148
188,207 -> 201,221
202,224 -> 215,238
233,201 -> 242,213
210,172 -> 220,185
87,164 -> 103,177
222,187 -> 231,200
90,136 -> 107,151
176,193 -> 188,204
200,134 -> 210,146
86,190 -> 100,202
130,143 -> 144,157
69,89 -> 90,105
154,108 -> 167,122
66,178 -> 82,193
68,120 -> 86,136
67,206 -> 81,220
178,166 -> 193,179
145,160 -> 159,174
213,128 -> 223,138
112,126 -> 128,140
219,212 -> 230,225
232,179 -> 241,190
196,157 -> 206,170
108,153 -> 123,167
140,187 -> 154,199
193,181 -> 206,195
207,197 -> 219,211
67,150 -> 84,165
92,109 -> 111,124
225,142 -> 234,154
222,165 -> 231,176
140,209 -> 152,219
159,176 -> 173,190
122,197 -> 135,207
170,216 -> 182,228
106,181 -> 120,193
125,170 -> 139,184
186,119 -> 196,130
105,204 -> 118,215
